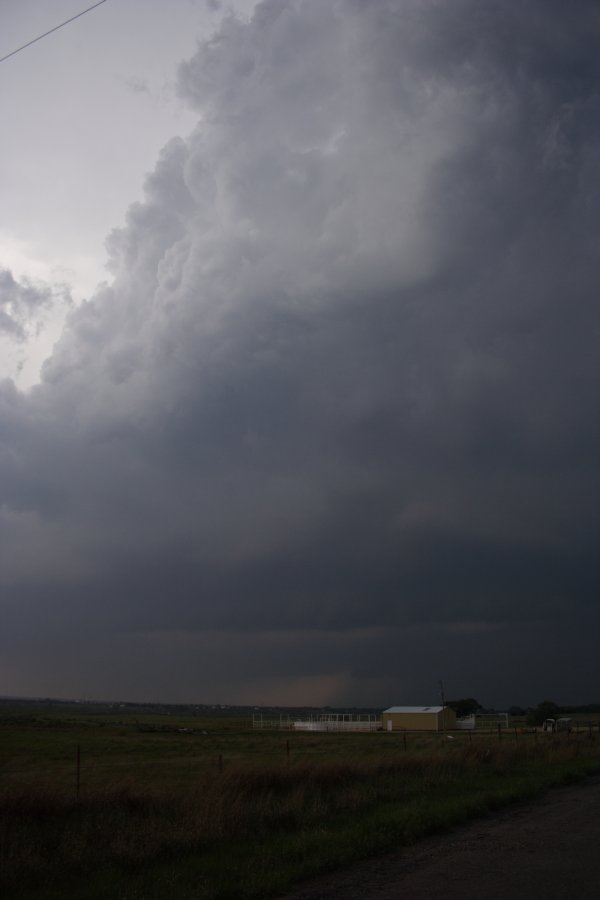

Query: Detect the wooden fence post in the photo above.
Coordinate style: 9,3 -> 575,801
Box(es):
76,744 -> 81,799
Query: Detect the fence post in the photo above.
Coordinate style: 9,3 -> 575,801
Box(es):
218,754 -> 224,772
403,733 -> 407,752
286,739 -> 290,766
76,744 -> 81,799
497,723 -> 502,742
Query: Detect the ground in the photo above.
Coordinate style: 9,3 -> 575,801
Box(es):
278,775 -> 600,899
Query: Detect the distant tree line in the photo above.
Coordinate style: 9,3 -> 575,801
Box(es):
446,698 -> 600,725
524,701 -> 600,726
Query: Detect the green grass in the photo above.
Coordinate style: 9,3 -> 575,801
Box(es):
2,710 -> 600,899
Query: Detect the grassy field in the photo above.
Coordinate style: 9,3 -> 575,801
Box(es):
2,706 -> 600,899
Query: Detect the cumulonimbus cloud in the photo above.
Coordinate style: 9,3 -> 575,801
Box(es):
2,0 -> 600,705
0,268 -> 70,342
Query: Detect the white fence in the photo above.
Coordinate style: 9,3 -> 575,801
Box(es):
252,713 -> 380,732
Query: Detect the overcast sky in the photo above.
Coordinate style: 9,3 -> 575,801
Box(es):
1,0 -> 600,709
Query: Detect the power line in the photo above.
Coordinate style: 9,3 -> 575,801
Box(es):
0,0 -> 111,65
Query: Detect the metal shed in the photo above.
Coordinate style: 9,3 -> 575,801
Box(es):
382,706 -> 456,732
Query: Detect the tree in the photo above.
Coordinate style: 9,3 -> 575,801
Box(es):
447,698 -> 482,718
526,701 -> 561,726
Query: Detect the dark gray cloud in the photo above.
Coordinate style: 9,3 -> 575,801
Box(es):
2,0 -> 600,707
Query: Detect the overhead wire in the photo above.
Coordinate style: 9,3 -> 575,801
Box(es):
0,0 -> 111,65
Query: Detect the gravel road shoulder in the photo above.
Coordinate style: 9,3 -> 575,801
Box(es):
277,775 -> 600,900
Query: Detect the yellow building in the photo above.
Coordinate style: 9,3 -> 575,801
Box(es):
382,705 -> 456,732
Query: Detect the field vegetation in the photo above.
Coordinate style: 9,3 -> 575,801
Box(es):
2,704 -> 600,899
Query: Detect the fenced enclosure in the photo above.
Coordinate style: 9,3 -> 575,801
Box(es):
474,712 -> 510,730
252,712 -> 380,731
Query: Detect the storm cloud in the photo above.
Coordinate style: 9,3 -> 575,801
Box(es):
2,0 -> 600,707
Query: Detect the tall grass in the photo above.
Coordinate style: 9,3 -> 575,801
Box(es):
2,738 -> 599,899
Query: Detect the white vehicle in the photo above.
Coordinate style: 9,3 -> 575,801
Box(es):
556,717 -> 573,732
542,717 -> 572,733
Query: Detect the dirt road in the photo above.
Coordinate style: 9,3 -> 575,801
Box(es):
278,776 -> 600,899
